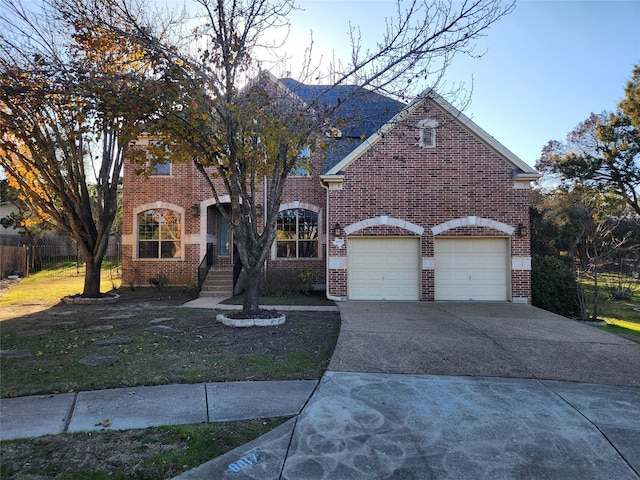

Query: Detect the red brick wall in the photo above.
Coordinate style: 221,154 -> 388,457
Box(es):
326,99 -> 533,302
122,98 -> 533,301
122,141 -> 328,288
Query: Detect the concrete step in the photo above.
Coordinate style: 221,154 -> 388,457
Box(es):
200,270 -> 233,297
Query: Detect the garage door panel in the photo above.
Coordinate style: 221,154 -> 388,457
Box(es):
435,238 -> 509,301
348,237 -> 420,301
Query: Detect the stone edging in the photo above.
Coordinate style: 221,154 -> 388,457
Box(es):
61,294 -> 121,305
216,313 -> 286,327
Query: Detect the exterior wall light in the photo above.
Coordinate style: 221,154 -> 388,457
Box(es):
191,204 -> 201,217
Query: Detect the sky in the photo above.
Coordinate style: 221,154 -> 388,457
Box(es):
5,0 -> 640,173
276,0 -> 640,169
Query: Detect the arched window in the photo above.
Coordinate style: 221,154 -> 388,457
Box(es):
276,208 -> 318,258
137,208 -> 181,258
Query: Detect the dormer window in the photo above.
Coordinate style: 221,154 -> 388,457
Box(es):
419,119 -> 438,148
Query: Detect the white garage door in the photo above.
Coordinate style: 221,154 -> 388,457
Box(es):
435,237 -> 509,301
348,237 -> 421,300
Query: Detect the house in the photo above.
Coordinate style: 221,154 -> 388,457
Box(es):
121,77 -> 540,302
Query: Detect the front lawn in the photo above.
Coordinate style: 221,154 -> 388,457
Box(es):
0,274 -> 340,479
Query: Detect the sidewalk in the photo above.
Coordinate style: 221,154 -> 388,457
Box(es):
182,296 -> 339,312
0,380 -> 317,441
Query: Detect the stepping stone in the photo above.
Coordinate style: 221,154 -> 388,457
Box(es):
86,325 -> 114,332
145,325 -> 181,334
17,330 -> 51,337
93,337 -> 133,346
80,355 -> 119,366
101,313 -> 135,320
149,317 -> 174,324
0,350 -> 32,358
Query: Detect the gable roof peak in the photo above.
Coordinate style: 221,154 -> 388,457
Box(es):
323,87 -> 538,176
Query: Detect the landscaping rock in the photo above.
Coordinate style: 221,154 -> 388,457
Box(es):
86,325 -> 114,332
149,317 -> 174,324
0,350 -> 32,358
61,294 -> 120,305
145,325 -> 181,334
79,355 -> 119,366
101,313 -> 135,320
216,313 -> 286,327
92,337 -> 133,346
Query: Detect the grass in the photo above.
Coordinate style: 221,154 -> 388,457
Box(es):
577,273 -> 640,327
0,269 -> 120,319
0,419 -> 286,479
0,271 -> 340,478
0,294 -> 339,397
575,273 -> 640,341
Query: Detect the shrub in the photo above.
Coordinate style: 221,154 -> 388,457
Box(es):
148,274 -> 169,291
531,255 -> 580,318
298,267 -> 315,295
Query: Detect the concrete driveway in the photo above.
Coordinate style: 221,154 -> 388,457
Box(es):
178,302 -> 640,480
329,302 -> 640,386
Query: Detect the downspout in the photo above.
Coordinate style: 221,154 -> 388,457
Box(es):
320,178 -> 344,302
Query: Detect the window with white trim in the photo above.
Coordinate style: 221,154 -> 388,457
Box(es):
276,208 -> 318,258
137,208 -> 181,258
419,119 -> 438,148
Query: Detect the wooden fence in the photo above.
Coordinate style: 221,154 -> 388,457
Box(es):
0,245 -> 27,278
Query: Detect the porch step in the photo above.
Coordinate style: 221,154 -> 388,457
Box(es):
200,270 -> 233,298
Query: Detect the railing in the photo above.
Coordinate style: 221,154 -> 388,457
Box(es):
197,243 -> 215,292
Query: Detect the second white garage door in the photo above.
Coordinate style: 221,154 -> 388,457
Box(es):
435,237 -> 509,301
348,237 -> 420,300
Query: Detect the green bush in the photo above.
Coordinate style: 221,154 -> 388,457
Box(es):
148,274 -> 169,291
531,255 -> 580,318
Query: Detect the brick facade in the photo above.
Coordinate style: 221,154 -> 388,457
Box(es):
121,139 -> 327,289
324,98 -> 534,302
121,89 -> 537,302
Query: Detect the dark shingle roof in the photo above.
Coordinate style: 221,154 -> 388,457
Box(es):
279,78 -> 405,173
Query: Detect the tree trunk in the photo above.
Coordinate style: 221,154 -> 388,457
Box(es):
82,256 -> 103,298
242,265 -> 262,316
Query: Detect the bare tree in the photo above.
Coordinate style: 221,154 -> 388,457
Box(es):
50,0 -> 514,314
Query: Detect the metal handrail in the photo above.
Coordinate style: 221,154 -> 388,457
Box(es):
197,243 -> 215,292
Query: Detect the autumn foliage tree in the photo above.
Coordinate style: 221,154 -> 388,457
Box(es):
55,0 -> 513,314
0,0 -> 161,296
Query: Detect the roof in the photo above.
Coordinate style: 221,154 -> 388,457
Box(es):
278,78 -> 405,173
323,88 -> 540,178
275,76 -> 539,178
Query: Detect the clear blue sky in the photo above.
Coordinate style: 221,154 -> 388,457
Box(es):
8,0 -> 640,172
283,0 -> 640,169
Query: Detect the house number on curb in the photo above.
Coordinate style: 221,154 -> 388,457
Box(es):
227,449 -> 264,473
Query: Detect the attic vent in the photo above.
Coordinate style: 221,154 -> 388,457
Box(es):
418,119 -> 438,148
